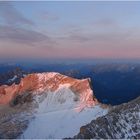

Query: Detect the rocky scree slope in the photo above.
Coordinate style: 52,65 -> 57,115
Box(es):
74,96 -> 140,139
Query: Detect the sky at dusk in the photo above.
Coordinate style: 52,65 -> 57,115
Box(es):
0,1 -> 140,60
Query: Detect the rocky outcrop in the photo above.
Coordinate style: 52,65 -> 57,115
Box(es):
74,96 -> 140,139
0,67 -> 27,86
0,72 -> 98,106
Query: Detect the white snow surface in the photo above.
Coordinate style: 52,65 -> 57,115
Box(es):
8,75 -> 17,82
21,87 -> 108,139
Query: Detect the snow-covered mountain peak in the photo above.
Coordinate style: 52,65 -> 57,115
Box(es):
0,72 -> 98,108
37,72 -> 58,82
0,72 -> 108,139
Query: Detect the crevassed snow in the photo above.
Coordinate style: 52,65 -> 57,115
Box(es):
21,87 -> 108,139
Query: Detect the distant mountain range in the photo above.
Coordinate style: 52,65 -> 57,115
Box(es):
0,62 -> 140,105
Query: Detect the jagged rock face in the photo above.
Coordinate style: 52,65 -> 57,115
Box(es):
0,72 -> 97,106
0,84 -> 19,104
0,72 -> 108,139
0,72 -> 139,139
74,96 -> 140,139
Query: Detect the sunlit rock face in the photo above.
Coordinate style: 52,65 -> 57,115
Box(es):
0,84 -> 19,104
0,72 -> 108,139
0,72 -> 98,108
0,72 -> 139,139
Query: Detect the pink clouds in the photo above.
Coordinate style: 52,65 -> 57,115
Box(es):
0,38 -> 140,59
1,25 -> 140,60
0,2 -> 140,60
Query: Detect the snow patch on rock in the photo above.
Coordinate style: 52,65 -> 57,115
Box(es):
8,75 -> 17,82
37,72 -> 58,82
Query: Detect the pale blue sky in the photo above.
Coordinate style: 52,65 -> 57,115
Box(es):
0,1 -> 140,59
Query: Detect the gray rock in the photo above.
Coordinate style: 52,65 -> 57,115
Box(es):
74,96 -> 140,139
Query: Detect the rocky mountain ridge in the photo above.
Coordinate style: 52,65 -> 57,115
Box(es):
0,72 -> 139,139
74,96 -> 140,139
0,72 -> 107,139
0,72 -> 97,108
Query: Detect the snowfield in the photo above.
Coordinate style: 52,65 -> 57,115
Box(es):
21,87 -> 108,139
21,105 -> 108,139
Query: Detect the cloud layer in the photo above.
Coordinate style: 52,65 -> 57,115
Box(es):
0,1 -> 140,59
0,2 -> 33,26
0,25 -> 51,45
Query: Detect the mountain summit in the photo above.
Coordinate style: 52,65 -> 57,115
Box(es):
0,72 -> 139,139
0,72 -> 108,139
0,72 -> 97,107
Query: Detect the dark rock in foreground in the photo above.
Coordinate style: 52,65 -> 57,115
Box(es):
74,96 -> 140,139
